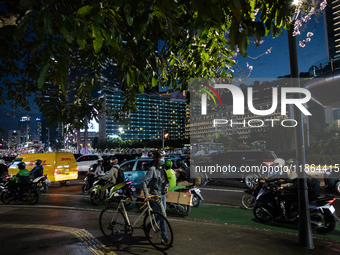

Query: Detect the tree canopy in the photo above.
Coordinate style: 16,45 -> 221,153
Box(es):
0,0 -> 296,131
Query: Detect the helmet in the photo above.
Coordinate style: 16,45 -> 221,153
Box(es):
152,150 -> 165,159
35,159 -> 42,165
97,160 -> 103,165
165,160 -> 173,169
110,157 -> 118,164
0,159 -> 5,164
18,162 -> 26,170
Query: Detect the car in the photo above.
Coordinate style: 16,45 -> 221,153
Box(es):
324,169 -> 340,195
198,150 -> 278,189
76,154 -> 104,172
120,157 -> 179,189
102,154 -> 142,171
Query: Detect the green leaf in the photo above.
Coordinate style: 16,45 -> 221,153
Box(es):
152,77 -> 158,87
92,26 -> 103,53
77,6 -> 94,16
238,31 -> 248,57
139,85 -> 145,93
13,16 -> 30,40
43,11 -> 53,35
38,64 -> 50,89
102,29 -> 120,51
77,23 -> 88,49
60,27 -> 75,43
126,72 -> 131,85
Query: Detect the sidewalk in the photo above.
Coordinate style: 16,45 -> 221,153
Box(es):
0,205 -> 339,255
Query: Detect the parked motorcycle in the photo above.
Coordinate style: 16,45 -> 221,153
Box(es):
90,179 -> 135,205
241,179 -> 266,209
172,185 -> 203,208
82,173 -> 97,194
253,180 -> 340,233
32,174 -> 51,194
1,177 -> 39,205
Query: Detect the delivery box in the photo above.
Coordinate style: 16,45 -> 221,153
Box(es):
140,188 -> 192,206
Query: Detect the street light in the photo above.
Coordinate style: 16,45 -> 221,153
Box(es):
288,0 -> 314,249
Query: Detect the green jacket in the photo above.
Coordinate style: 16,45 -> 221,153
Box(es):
10,169 -> 30,184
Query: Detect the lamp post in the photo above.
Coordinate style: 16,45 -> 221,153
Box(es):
288,19 -> 314,249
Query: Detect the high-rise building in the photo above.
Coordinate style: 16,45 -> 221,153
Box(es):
36,118 -> 42,139
8,130 -> 21,149
18,116 -> 30,143
99,90 -> 187,141
325,0 -> 340,60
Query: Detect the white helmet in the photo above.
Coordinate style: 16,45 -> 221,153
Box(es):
0,159 -> 5,164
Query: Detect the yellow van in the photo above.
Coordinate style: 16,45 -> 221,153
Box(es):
8,152 -> 78,183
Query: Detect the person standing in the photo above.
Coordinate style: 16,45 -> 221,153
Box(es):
142,150 -> 170,246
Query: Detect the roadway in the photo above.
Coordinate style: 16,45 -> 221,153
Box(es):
39,174 -> 340,213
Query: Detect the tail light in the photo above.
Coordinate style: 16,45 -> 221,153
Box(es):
76,167 -> 79,171
54,169 -> 57,176
263,161 -> 275,166
326,198 -> 336,204
45,174 -> 48,178
186,190 -> 190,193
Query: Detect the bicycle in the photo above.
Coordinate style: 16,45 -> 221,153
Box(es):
99,195 -> 174,251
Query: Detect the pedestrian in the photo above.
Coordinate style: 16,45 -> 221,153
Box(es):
142,150 -> 170,246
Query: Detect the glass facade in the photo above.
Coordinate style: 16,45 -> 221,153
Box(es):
105,91 -> 186,140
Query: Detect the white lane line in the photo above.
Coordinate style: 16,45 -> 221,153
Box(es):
200,188 -> 244,193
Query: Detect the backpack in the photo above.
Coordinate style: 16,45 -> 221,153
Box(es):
116,166 -> 125,184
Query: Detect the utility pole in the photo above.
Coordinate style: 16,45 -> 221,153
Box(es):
288,26 -> 314,249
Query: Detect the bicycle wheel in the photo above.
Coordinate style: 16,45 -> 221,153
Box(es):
143,211 -> 173,251
99,206 -> 127,242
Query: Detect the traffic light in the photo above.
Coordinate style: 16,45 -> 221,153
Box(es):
164,129 -> 169,139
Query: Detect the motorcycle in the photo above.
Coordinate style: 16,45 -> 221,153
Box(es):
253,180 -> 340,233
1,177 -> 40,205
90,179 -> 135,205
241,179 -> 266,210
172,185 -> 203,208
82,173 -> 98,194
0,176 -> 7,192
32,174 -> 51,194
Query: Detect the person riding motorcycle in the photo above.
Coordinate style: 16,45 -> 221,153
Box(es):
0,159 -> 8,177
165,160 -> 177,191
9,162 -> 31,196
93,160 -> 105,177
99,157 -> 120,199
176,159 -> 189,183
30,159 -> 43,179
142,150 -> 170,246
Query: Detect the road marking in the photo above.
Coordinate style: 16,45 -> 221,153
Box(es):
200,188 -> 244,193
0,223 -> 116,255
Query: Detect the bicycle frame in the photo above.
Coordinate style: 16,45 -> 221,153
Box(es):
117,196 -> 160,231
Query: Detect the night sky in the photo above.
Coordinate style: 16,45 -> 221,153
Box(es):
0,13 -> 328,139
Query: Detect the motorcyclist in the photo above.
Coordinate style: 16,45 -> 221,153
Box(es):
142,150 -> 170,246
9,162 -> 30,196
99,157 -> 120,199
93,160 -> 105,177
165,160 -> 176,191
30,159 -> 43,179
176,159 -> 188,183
0,159 -> 8,177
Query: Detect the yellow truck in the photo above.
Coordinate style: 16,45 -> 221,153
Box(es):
8,152 -> 78,183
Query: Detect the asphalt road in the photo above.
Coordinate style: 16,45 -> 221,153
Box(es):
40,174 -> 340,213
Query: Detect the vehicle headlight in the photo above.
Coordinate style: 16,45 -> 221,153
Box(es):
324,171 -> 332,176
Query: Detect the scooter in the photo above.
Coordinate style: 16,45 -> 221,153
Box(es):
90,179 -> 135,206
82,173 -> 97,194
253,180 -> 340,233
32,174 -> 51,194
